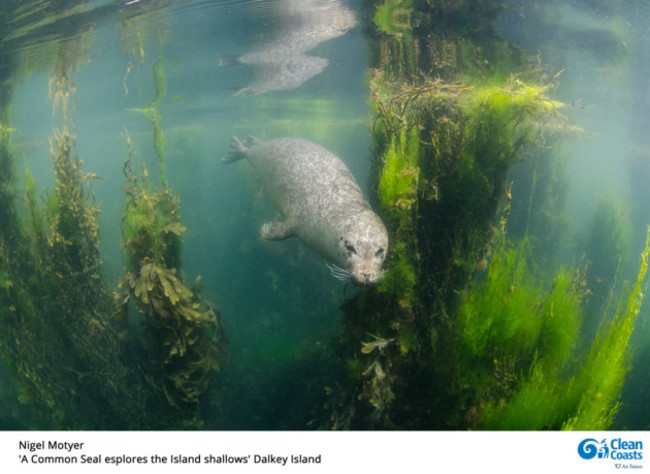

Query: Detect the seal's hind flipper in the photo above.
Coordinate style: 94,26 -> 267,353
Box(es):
222,136 -> 248,164
261,220 -> 294,241
245,135 -> 262,147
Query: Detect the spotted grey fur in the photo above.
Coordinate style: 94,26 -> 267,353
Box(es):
223,136 -> 388,284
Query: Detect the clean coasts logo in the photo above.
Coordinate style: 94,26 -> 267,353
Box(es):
578,438 -> 643,462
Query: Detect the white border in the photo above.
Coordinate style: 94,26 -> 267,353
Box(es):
0,431 -> 646,473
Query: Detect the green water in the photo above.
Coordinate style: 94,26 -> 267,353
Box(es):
0,0 -> 649,430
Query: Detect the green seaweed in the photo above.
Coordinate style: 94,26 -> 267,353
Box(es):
0,0 -> 644,432
563,227 -> 650,430
581,194 -> 635,342
129,56 -> 168,185
330,0 -> 585,430
458,238 -> 584,429
378,126 -> 420,220
120,163 -> 184,272
0,120 -> 145,428
377,241 -> 416,301
373,0 -> 414,38
0,11 -> 226,427
477,228 -> 650,430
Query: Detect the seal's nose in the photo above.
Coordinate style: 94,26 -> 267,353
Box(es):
363,273 -> 371,283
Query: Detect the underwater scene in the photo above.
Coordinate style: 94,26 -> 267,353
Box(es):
0,0 -> 649,430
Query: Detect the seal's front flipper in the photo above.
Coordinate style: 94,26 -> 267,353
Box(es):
222,136 -> 248,164
261,220 -> 294,241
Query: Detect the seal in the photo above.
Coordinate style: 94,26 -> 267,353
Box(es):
219,0 -> 357,95
223,136 -> 388,284
219,54 -> 328,96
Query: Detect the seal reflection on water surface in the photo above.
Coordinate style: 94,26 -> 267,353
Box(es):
223,136 -> 388,284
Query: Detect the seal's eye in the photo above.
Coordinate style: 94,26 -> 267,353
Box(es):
375,248 -> 385,257
345,244 -> 357,254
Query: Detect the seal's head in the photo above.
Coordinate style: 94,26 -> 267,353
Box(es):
334,210 -> 388,285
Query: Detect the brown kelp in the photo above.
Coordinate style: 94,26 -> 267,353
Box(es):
115,156 -> 228,408
0,0 -> 227,428
116,26 -> 226,412
0,57 -> 142,428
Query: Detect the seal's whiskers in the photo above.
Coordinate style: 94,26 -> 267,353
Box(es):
326,263 -> 351,282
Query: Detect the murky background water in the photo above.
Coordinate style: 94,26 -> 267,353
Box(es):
1,0 -> 650,429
